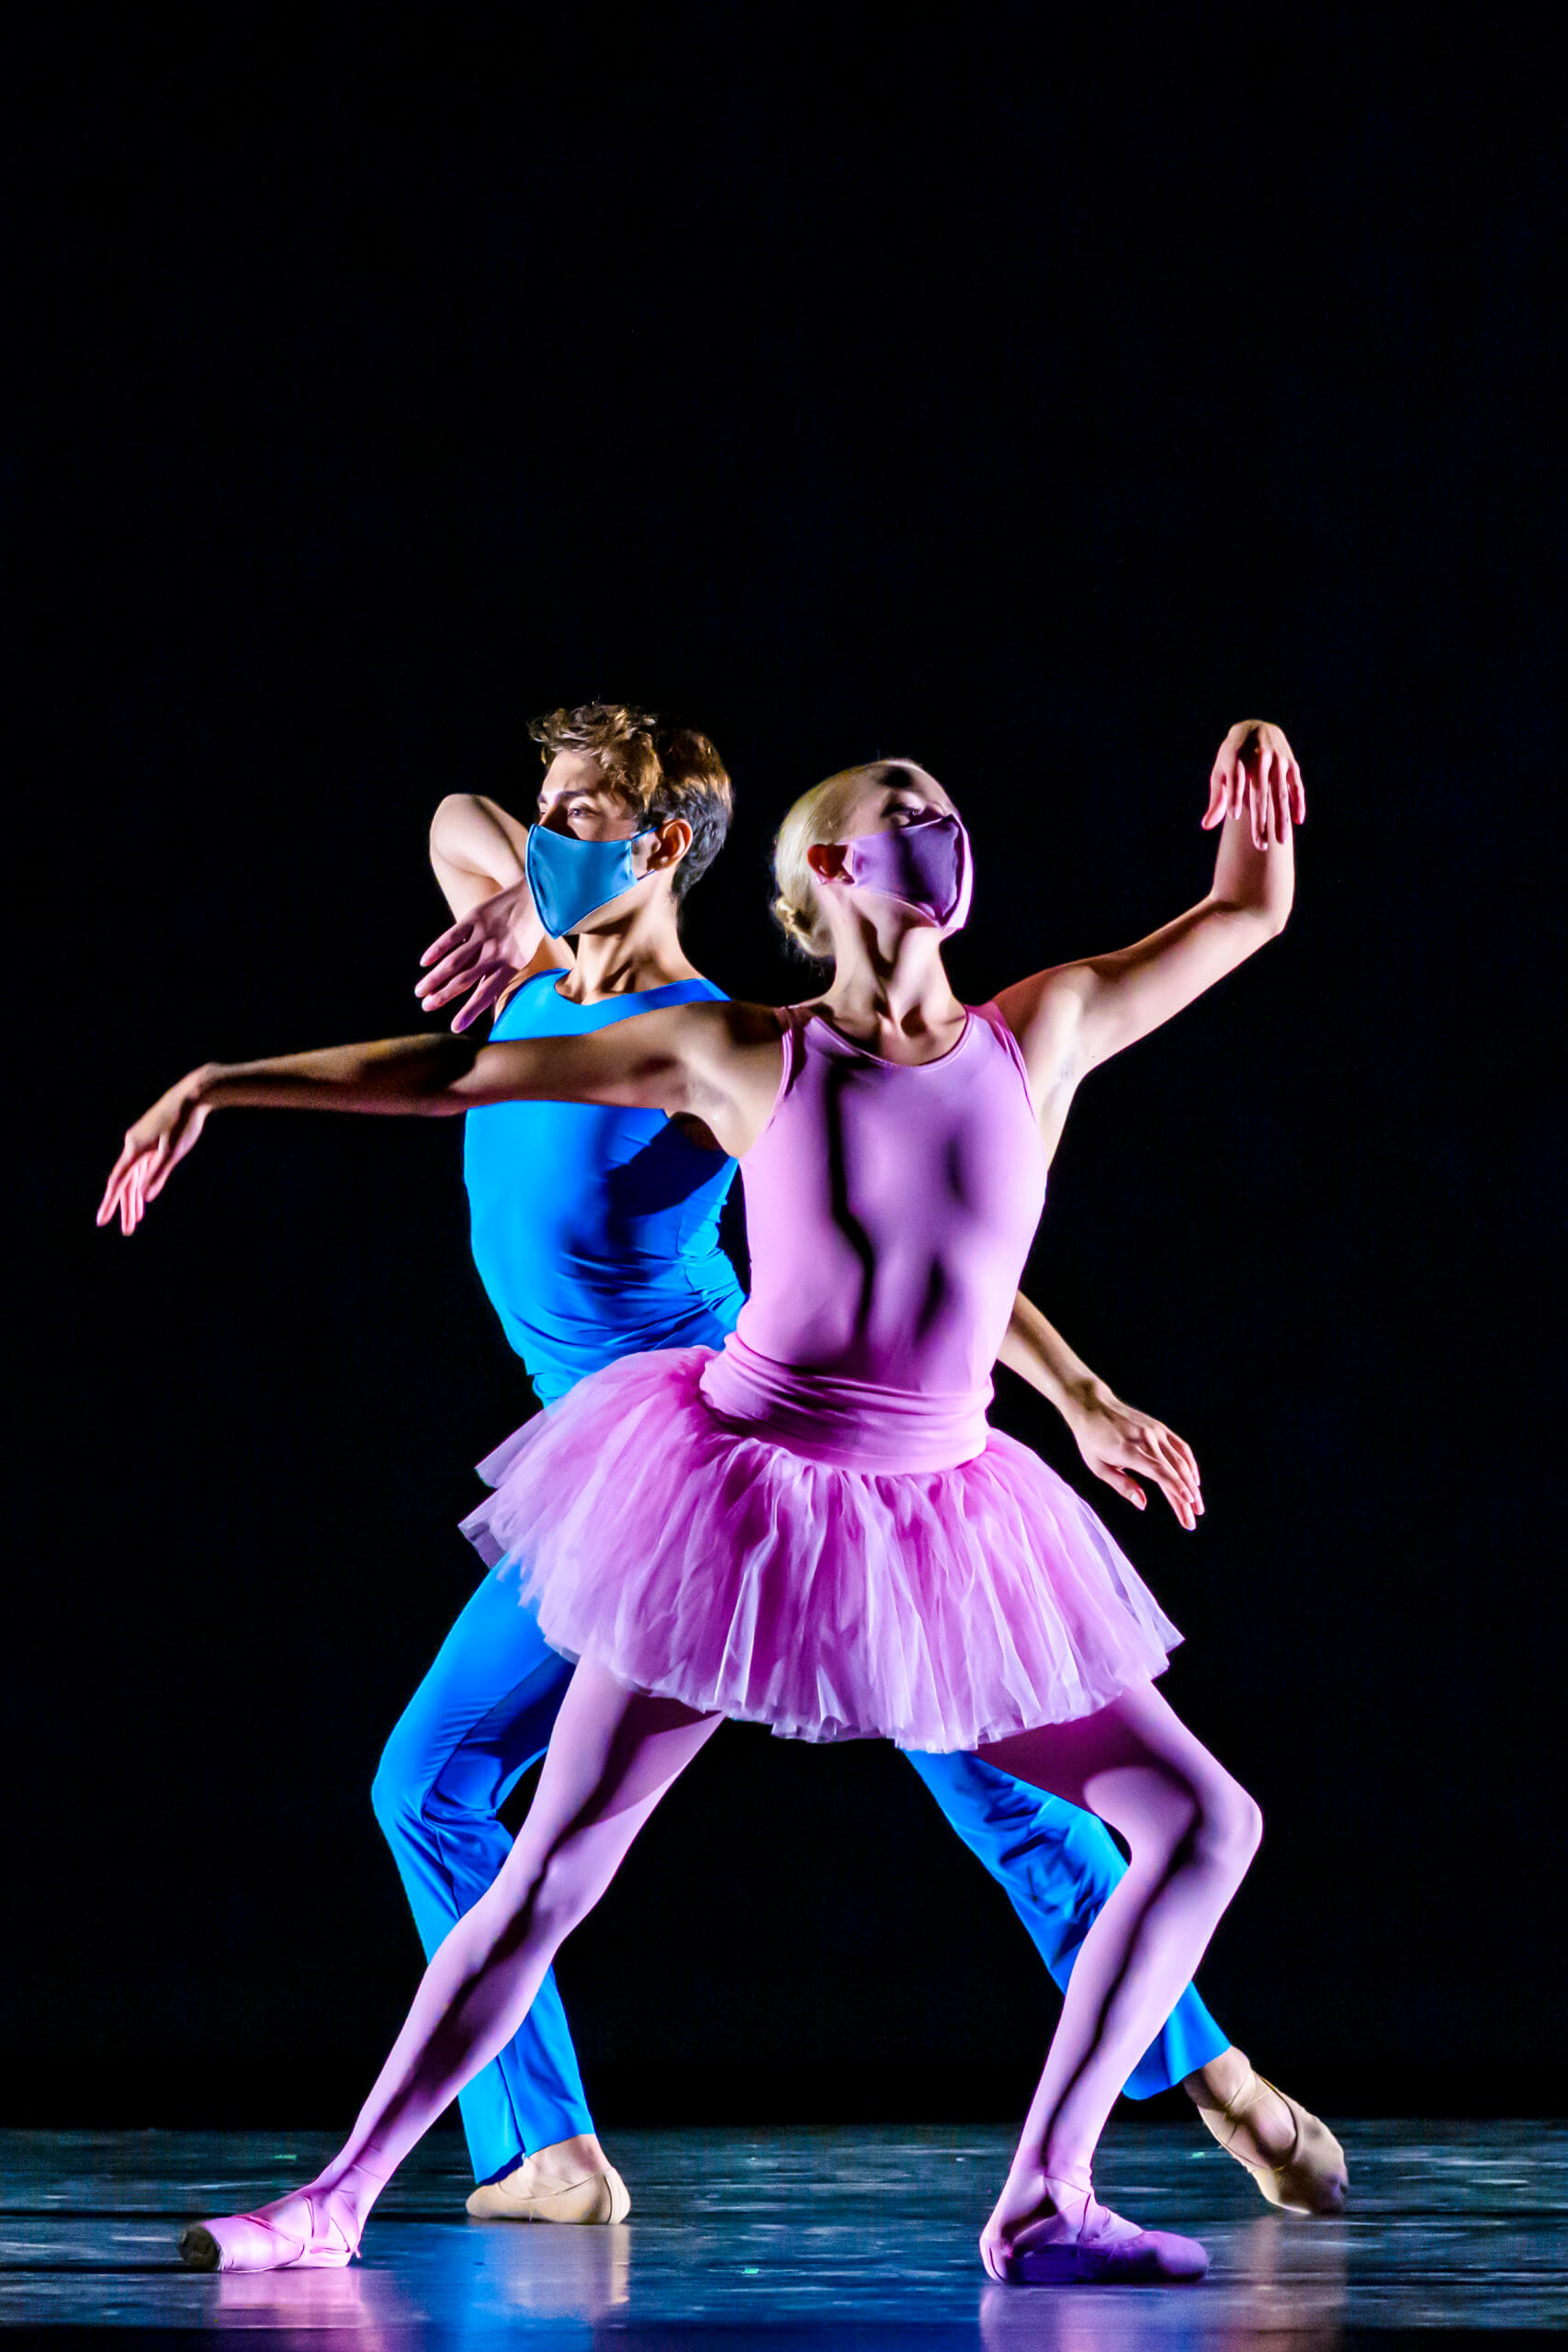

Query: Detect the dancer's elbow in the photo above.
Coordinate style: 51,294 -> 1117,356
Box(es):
1208,892 -> 1291,948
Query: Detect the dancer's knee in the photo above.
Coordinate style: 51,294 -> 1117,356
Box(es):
1131,1764 -> 1261,1887
370,1729 -> 428,1849
1196,1772 -> 1263,1884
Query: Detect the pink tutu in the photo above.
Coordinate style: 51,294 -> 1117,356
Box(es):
461,1348 -> 1181,1751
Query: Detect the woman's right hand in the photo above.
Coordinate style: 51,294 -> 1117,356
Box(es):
1203,719 -> 1305,851
96,1069 -> 217,1236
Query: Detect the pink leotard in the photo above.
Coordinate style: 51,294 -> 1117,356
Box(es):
467,995 -> 1178,1746
699,1004 -> 1047,1471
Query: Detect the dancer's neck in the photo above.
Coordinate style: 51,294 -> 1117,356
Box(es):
816,921 -> 965,1057
555,899 -> 702,1005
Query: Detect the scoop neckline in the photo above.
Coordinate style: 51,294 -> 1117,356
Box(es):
547,974 -> 711,1009
802,1005 -> 976,1070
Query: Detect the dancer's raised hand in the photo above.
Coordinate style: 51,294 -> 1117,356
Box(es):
1061,1387 -> 1204,1531
416,879 -> 540,1032
997,716 -> 1303,1147
97,1070 -> 214,1235
1203,719 -> 1305,852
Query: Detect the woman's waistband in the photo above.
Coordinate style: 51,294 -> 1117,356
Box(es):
697,1335 -> 989,1473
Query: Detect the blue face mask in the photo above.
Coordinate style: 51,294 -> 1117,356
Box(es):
525,822 -> 654,939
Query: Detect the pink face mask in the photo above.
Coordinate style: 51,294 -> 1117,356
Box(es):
840,810 -> 973,934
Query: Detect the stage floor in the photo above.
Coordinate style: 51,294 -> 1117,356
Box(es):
2,2120 -> 1562,2345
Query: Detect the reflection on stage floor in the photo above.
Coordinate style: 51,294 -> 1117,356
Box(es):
2,2120 -> 1561,2343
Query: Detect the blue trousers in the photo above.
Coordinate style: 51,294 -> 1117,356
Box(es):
374,1568 -> 1229,2184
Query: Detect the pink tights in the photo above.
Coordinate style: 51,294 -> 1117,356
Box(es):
310,1665 -> 1258,2241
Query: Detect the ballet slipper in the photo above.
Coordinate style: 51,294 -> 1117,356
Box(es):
1194,2066 -> 1348,2216
179,2184 -> 360,2272
466,2139 -> 630,2223
980,2174 -> 1208,2287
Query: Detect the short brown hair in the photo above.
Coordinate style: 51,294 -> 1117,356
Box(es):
527,702 -> 733,902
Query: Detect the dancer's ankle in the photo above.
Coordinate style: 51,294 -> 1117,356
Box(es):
1181,2047 -> 1302,2170
1182,2043 -> 1250,2109
309,2156 -> 388,2233
1026,2156 -> 1094,2212
513,2132 -> 611,2188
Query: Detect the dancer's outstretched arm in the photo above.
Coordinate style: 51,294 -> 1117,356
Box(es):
1000,1295 -> 1202,1529
996,718 -> 1303,1155
98,1001 -> 784,1234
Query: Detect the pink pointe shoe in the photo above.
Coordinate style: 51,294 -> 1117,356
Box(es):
981,2176 -> 1208,2287
179,2185 -> 360,2273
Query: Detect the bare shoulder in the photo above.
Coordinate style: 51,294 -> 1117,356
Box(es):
686,995 -> 789,1080
994,966 -> 1093,1069
718,998 -> 792,1046
676,997 -> 787,1155
652,994 -> 779,1045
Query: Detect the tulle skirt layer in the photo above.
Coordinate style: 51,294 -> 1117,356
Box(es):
461,1348 -> 1181,1751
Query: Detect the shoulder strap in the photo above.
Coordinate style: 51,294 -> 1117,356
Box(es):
752,1004 -> 816,1125
491,965 -> 560,1025
777,1002 -> 811,1087
970,1001 -> 1040,1119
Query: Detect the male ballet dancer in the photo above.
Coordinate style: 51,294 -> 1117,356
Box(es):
369,703 -> 1345,2224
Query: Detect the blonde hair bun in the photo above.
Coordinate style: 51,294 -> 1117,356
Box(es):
771,765 -> 889,962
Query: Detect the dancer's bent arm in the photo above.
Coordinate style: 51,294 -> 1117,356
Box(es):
422,793 -> 571,1024
999,1294 -> 1202,1529
996,718 -> 1303,1151
98,1001 -> 785,1232
427,794 -> 536,924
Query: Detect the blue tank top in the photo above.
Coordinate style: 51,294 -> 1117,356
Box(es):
464,971 -> 744,1404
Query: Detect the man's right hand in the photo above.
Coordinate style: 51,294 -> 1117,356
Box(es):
416,877 -> 539,1032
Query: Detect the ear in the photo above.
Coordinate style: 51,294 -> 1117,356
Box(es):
646,818 -> 694,872
806,841 -> 848,881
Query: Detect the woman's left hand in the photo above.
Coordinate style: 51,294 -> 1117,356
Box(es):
1061,1385 -> 1204,1531
1203,720 -> 1305,852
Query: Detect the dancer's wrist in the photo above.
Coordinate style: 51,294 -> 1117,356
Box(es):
1060,1374 -> 1115,1423
186,1061 -> 231,1110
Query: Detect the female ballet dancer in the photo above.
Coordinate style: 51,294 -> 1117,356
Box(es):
410,707 -> 1339,2223
101,718 -> 1305,2284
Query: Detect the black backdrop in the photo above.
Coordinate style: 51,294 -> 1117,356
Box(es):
7,6 -> 1562,2132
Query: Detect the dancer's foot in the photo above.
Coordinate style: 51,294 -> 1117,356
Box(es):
980,2170 -> 1207,2286
180,2184 -> 361,2273
465,2134 -> 630,2223
1185,2046 -> 1348,2216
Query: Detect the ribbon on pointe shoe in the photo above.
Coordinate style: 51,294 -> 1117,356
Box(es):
179,2186 -> 360,2272
983,2174 -> 1208,2286
466,2162 -> 630,2224
1194,2066 -> 1348,2216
